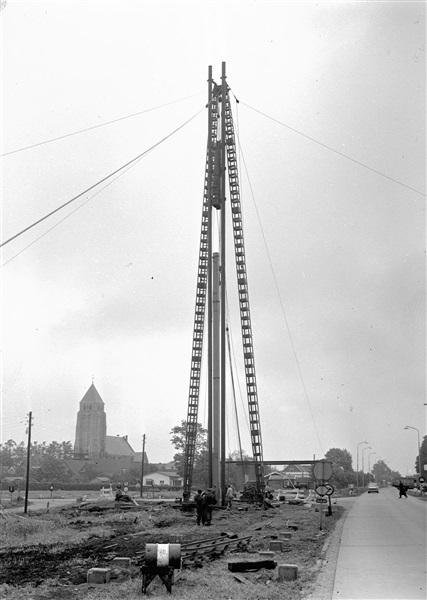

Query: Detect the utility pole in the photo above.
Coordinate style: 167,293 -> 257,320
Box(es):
24,411 -> 32,514
140,434 -> 146,498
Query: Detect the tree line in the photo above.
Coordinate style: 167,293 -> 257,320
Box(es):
2,426 -> 419,488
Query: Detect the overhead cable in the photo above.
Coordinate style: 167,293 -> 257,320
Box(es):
1,106 -> 205,249
2,155 -> 142,267
240,100 -> 426,198
1,93 -> 202,157
234,101 -> 325,455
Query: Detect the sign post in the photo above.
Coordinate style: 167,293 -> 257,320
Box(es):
312,461 -> 333,530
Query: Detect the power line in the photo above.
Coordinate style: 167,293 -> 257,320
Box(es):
1,93 -> 202,157
1,106 -> 205,249
234,101 -> 325,456
239,100 -> 426,198
1,146 -> 153,267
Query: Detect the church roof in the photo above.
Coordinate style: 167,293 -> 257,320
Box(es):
80,383 -> 104,406
105,435 -> 134,457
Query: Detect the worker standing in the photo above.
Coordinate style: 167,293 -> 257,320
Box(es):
203,488 -> 217,525
225,484 -> 234,510
194,489 -> 204,525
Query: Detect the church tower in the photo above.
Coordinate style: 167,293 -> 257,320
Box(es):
74,383 -> 107,459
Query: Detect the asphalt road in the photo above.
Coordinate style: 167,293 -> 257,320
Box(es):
332,487 -> 426,600
4,496 -> 80,514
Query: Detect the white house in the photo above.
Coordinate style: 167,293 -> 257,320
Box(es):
143,471 -> 182,487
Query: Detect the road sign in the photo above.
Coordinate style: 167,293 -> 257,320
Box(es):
325,484 -> 335,496
8,486 -> 14,494
419,477 -> 425,483
315,484 -> 329,496
315,498 -> 328,503
312,460 -> 333,481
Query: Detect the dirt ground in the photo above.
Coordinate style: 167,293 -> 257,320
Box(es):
0,498 -> 345,599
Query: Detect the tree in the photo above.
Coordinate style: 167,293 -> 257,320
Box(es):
0,439 -> 26,467
170,420 -> 208,487
324,448 -> 355,488
33,455 -> 72,483
372,459 -> 393,484
415,435 -> 427,478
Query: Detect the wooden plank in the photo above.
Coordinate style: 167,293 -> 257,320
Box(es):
228,560 -> 277,572
232,573 -> 248,584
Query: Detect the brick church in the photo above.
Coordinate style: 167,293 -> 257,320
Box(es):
66,382 -> 147,483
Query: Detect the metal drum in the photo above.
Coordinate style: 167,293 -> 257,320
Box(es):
145,544 -> 181,569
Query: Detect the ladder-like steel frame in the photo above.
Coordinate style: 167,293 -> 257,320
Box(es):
182,90 -> 220,498
183,81 -> 264,499
224,94 -> 265,493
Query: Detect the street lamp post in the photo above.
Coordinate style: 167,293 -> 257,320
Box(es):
357,441 -> 368,490
362,446 -> 372,488
404,426 -> 421,478
368,452 -> 376,483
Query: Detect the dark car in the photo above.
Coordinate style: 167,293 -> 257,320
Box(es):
368,482 -> 379,493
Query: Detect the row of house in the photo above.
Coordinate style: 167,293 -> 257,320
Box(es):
265,465 -> 312,489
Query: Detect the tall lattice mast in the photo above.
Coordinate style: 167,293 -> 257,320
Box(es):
182,63 -> 264,502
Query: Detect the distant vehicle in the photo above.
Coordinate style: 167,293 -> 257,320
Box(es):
368,482 -> 379,494
392,477 -> 416,490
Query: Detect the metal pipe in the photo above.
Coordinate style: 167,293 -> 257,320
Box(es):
219,61 -> 227,506
212,253 -> 221,490
207,65 -> 213,488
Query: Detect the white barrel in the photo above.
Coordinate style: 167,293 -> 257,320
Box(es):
145,544 -> 181,569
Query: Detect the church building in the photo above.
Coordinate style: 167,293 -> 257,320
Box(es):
74,383 -> 107,459
73,382 -> 138,461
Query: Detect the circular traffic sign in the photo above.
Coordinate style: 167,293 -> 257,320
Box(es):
312,460 -> 333,481
419,476 -> 425,483
325,483 -> 335,496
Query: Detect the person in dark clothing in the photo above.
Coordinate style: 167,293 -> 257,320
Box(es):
115,484 -> 123,501
398,481 -> 408,498
203,488 -> 217,525
194,489 -> 204,525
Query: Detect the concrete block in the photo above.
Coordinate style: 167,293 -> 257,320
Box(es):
87,568 -> 111,584
278,564 -> 298,581
269,540 -> 283,552
259,551 -> 275,559
280,531 -> 293,540
112,557 -> 131,568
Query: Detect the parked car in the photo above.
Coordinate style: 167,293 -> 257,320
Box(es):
368,482 -> 379,493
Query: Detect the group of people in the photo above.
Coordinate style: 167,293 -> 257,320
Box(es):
193,487 -> 218,525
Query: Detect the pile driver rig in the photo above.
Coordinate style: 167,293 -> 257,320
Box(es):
182,63 -> 265,505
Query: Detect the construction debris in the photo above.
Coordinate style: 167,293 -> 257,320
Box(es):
228,559 -> 277,572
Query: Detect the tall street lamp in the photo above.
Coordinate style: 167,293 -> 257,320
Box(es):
368,452 -> 376,483
362,446 -> 372,488
404,426 -> 421,477
357,441 -> 368,490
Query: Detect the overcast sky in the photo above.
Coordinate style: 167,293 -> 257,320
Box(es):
1,1 -> 425,477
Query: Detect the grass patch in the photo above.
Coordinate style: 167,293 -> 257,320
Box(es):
0,499 -> 347,600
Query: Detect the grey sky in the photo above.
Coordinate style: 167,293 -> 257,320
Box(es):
1,1 -> 425,476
